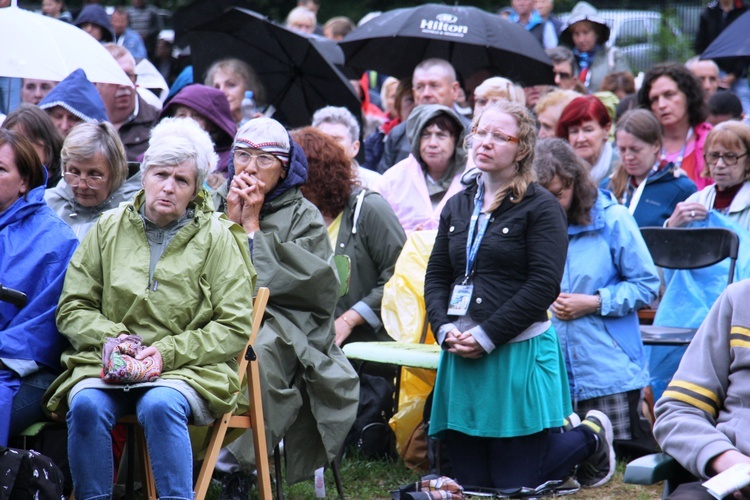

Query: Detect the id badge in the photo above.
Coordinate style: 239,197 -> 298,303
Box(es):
447,284 -> 473,316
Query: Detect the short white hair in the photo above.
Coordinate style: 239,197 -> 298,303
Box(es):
142,117 -> 217,193
312,106 -> 360,143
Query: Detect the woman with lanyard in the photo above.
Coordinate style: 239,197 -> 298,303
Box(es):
638,62 -> 713,190
535,137 -> 661,472
425,101 -> 618,492
558,1 -> 630,93
602,109 -> 697,227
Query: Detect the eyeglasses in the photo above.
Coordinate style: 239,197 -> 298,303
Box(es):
705,151 -> 748,166
553,71 -> 573,80
63,172 -> 107,189
472,127 -> 520,145
233,149 -> 278,168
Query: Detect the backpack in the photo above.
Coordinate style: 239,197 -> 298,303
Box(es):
0,447 -> 65,500
344,371 -> 397,459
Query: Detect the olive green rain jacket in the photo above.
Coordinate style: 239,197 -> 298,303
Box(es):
44,189 -> 257,419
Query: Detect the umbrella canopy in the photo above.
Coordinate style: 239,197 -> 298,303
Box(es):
339,4 -> 554,86
701,10 -> 750,59
188,7 -> 361,128
0,4 -> 133,86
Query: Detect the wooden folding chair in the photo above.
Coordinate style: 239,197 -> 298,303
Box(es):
194,286 -> 271,499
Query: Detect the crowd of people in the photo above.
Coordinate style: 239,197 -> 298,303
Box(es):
2,0 -> 750,498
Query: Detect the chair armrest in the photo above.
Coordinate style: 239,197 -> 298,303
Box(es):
623,453 -> 684,485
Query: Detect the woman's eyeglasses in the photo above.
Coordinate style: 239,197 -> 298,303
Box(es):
63,172 -> 107,189
472,127 -> 520,145
705,151 -> 748,166
233,150 -> 277,168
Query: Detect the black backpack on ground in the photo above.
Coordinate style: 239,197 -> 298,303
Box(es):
0,446 -> 65,500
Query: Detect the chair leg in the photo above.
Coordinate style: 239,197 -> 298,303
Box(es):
331,458 -> 345,500
274,444 -> 284,499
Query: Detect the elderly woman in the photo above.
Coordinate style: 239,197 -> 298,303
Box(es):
0,130 -> 78,446
159,84 -> 236,188
379,104 -> 467,234
43,118 -> 256,500
603,109 -> 697,227
45,122 -> 141,240
38,69 -> 109,138
212,117 -> 359,490
535,89 -> 581,140
205,58 -> 265,125
556,95 -> 617,184
1,104 -> 64,187
558,1 -> 630,92
425,101 -> 615,491
667,121 -> 750,231
638,63 -> 713,190
293,126 -> 406,346
535,138 -> 660,467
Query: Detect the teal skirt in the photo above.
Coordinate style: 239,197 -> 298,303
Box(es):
429,326 -> 572,439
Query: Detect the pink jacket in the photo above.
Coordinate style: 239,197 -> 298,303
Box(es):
379,154 -> 464,235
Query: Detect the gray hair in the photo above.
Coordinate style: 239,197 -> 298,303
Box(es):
685,56 -> 719,74
61,122 -> 128,193
545,46 -> 578,73
311,106 -> 360,143
141,117 -> 217,194
414,58 -> 457,83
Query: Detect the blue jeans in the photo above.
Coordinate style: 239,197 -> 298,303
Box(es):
67,386 -> 194,500
9,368 -> 58,438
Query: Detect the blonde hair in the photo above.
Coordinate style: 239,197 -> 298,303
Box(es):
702,120 -> 750,180
534,89 -> 581,116
470,101 -> 537,211
474,77 -> 523,104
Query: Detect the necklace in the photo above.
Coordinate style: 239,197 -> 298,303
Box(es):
660,127 -> 693,170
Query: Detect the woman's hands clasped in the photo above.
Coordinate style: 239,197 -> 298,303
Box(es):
227,171 -> 265,234
444,328 -> 485,359
551,293 -> 600,321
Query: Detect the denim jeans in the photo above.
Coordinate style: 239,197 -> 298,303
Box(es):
9,368 -> 58,437
67,386 -> 194,500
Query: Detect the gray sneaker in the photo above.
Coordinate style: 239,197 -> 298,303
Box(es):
577,410 -> 615,488
563,412 -> 581,432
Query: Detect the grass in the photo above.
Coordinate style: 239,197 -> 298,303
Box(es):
231,454 -> 665,499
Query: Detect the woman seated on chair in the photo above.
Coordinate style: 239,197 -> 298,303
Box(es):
0,129 -> 78,447
43,118 -> 257,500
211,117 -> 359,489
292,126 -> 406,347
534,138 -> 661,464
665,121 -> 750,232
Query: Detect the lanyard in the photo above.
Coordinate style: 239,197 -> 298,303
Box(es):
464,182 -> 491,282
660,127 -> 693,170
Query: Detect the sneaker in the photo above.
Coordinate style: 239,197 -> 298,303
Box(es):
563,412 -> 582,432
216,470 -> 255,500
577,410 -> 615,488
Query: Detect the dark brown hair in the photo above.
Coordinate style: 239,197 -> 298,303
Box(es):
293,127 -> 358,218
2,103 -> 63,181
0,129 -> 47,199
534,138 -> 598,226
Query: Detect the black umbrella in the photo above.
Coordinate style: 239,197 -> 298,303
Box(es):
701,10 -> 750,59
188,7 -> 361,128
339,4 -> 554,86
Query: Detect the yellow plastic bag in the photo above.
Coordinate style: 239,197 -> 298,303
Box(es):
382,230 -> 438,459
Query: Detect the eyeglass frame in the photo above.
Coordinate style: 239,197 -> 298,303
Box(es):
704,151 -> 748,167
63,171 -> 108,189
232,149 -> 280,168
471,126 -> 520,145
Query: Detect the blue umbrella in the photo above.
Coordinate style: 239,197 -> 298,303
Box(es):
340,4 -> 553,86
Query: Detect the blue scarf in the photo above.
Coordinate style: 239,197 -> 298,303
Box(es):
573,45 -> 600,70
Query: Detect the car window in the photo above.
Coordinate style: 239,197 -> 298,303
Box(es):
617,19 -> 650,45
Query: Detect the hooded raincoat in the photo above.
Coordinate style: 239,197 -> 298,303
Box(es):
214,141 -> 359,484
39,69 -> 108,125
160,85 -> 236,176
379,105 -> 467,235
553,190 -> 659,405
45,163 -> 142,240
0,181 -> 78,443
43,189 -> 257,420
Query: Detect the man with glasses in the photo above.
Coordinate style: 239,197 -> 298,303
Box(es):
546,47 -> 584,93
96,44 -> 159,161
